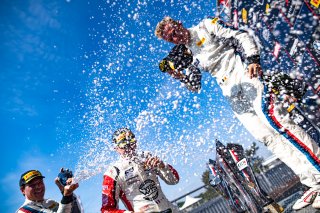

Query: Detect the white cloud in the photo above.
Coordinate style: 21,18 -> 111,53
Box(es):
2,90 -> 38,116
6,1 -> 61,63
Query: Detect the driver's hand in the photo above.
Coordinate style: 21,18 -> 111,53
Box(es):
167,69 -> 185,80
247,63 -> 262,79
55,177 -> 79,196
145,156 -> 165,169
283,94 -> 297,104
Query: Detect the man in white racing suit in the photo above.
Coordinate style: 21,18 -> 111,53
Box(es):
101,127 -> 180,213
155,16 -> 320,210
16,169 -> 79,213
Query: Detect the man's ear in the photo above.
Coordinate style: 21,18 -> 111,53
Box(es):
20,186 -> 26,196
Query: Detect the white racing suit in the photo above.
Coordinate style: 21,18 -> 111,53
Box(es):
16,198 -> 72,213
185,18 -> 320,188
101,152 -> 180,213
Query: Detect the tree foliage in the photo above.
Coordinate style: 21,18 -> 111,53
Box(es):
245,142 -> 267,173
197,170 -> 220,203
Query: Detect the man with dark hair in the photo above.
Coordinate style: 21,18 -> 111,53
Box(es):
17,169 -> 79,213
155,16 -> 320,210
101,127 -> 180,213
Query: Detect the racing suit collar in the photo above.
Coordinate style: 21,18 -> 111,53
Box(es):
23,198 -> 45,207
186,27 -> 200,51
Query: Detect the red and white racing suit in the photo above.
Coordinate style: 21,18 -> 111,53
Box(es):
186,18 -> 320,188
101,152 -> 180,213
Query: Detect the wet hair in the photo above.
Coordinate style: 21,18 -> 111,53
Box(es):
155,16 -> 179,39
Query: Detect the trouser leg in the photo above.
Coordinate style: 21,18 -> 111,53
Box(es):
221,72 -> 320,188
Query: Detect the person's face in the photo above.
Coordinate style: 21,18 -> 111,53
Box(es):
115,143 -> 137,156
161,22 -> 190,44
20,177 -> 45,202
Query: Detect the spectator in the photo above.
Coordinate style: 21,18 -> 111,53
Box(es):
17,169 -> 79,213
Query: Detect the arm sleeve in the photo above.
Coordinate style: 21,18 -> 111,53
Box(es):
57,203 -> 72,213
204,18 -> 260,63
180,63 -> 202,92
101,167 -> 129,213
157,164 -> 180,185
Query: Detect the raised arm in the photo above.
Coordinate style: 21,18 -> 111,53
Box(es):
144,155 -> 180,185
157,163 -> 180,185
203,18 -> 262,78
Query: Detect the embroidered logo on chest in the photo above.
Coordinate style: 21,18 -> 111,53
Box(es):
139,179 -> 159,201
125,167 -> 134,179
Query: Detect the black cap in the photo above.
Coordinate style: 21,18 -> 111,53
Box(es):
19,170 -> 45,187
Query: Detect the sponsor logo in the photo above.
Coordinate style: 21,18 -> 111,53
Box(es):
126,176 -> 139,185
237,158 -> 248,170
292,114 -> 304,124
242,8 -> 248,24
125,167 -> 134,180
289,38 -> 299,55
313,40 -> 320,54
265,3 -> 270,15
124,167 -> 140,185
139,179 -> 159,201
311,0 -> 320,8
211,17 -> 219,24
196,37 -> 206,46
287,1 -> 301,18
23,170 -> 42,182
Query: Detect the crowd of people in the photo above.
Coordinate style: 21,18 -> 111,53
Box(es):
16,15 -> 320,212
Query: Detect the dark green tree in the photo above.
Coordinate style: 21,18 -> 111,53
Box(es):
196,170 -> 220,203
245,142 -> 267,173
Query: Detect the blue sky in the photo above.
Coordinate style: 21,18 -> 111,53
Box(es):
0,0 -> 271,212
